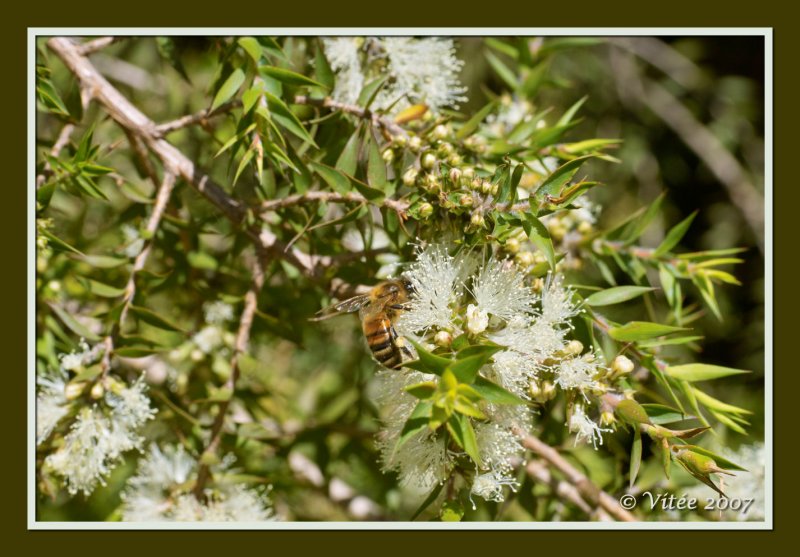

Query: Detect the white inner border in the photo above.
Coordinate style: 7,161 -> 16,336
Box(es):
28,27 -> 773,531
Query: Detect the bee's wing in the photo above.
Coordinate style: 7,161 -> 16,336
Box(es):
310,294 -> 372,321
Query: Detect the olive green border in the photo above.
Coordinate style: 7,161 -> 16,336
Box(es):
11,0 -> 787,551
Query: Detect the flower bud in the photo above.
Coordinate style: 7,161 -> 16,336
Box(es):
531,277 -> 544,292
529,381 -> 542,400
434,330 -> 452,347
462,167 -> 475,181
408,136 -> 422,152
505,237 -> 520,254
90,381 -> 105,400
470,211 -> 485,228
65,381 -> 86,401
542,381 -> 556,401
490,183 -> 499,196
423,173 -> 440,191
393,134 -> 408,148
481,180 -> 493,195
382,148 -> 395,163
578,220 -> 593,234
421,153 -> 436,170
190,349 -> 205,362
611,355 -> 635,376
48,280 -> 61,293
448,167 -> 462,184
437,142 -> 454,157
515,251 -> 535,267
403,167 -> 419,186
459,194 -> 474,208
565,340 -> 584,355
447,154 -> 462,166
432,124 -> 448,140
418,202 -> 434,218
600,410 -> 616,426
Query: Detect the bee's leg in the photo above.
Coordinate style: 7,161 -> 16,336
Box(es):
389,303 -> 412,311
390,325 -> 415,360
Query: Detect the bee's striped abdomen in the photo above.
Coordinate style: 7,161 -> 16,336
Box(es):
363,316 -> 402,369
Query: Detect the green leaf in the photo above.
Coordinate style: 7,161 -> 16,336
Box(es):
584,286 -> 655,307
532,155 -> 595,206
641,403 -> 687,425
396,401 -> 433,451
448,345 -> 502,384
448,413 -> 482,467
357,76 -> 388,109
259,65 -> 325,89
114,346 -> 164,358
335,127 -> 361,176
521,214 -> 555,270
638,335 -> 705,348
681,445 -> 747,472
472,376 -> 527,405
653,211 -> 697,257
616,399 -> 651,425
263,91 -> 318,148
440,500 -> 464,522
314,41 -> 335,90
187,250 -> 219,271
309,162 -> 350,194
128,305 -> 186,333
557,95 -> 588,126
47,303 -> 100,342
39,229 -> 83,255
238,37 -> 263,64
405,340 -> 451,376
665,364 -> 750,382
410,482 -> 445,521
691,388 -> 752,415
608,321 -> 688,342
85,279 -> 126,298
211,68 -> 245,112
485,50 -> 519,90
367,129 -> 387,188
456,101 -> 496,140
630,427 -> 642,488
405,381 -> 437,400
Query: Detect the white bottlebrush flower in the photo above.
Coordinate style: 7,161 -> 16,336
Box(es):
470,470 -> 519,506
323,38 -> 364,106
568,405 -> 611,450
713,442 -> 766,522
121,444 -> 275,522
540,274 -> 580,327
377,37 -> 467,114
475,421 -> 524,475
382,429 -> 453,490
396,244 -> 476,336
193,325 -> 223,354
36,371 -> 69,445
45,377 -> 156,496
203,300 -> 235,326
59,339 -> 98,371
471,256 -> 539,322
555,353 -> 603,395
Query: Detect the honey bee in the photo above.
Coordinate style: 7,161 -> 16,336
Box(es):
311,278 -> 416,369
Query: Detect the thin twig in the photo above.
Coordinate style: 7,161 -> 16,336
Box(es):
46,37 -> 328,280
293,95 -> 407,137
77,36 -> 125,56
155,100 -> 242,137
525,460 -> 613,521
512,426 -> 637,522
260,190 -> 409,215
193,256 -> 266,500
36,123 -> 75,188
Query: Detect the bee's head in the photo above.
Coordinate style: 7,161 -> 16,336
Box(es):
400,276 -> 416,296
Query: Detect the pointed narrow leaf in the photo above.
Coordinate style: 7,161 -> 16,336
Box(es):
335,127 -> 361,176
472,376 -> 527,405
367,129 -> 387,188
263,91 -> 318,147
608,321 -> 688,342
259,65 -> 325,89
665,364 -> 750,382
211,69 -> 245,112
407,340 -> 451,376
521,214 -> 555,270
653,211 -> 697,256
309,162 -> 350,194
585,286 -> 655,307
128,305 -> 186,333
456,101 -> 496,140
47,303 -> 101,342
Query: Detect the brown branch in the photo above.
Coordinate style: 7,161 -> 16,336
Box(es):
610,38 -> 703,90
293,95 -> 407,137
77,36 -> 125,56
155,100 -> 242,137
512,426 -> 637,522
36,123 -> 75,189
260,190 -> 409,215
525,460 -> 613,521
46,37 -> 329,281
193,256 -> 266,500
